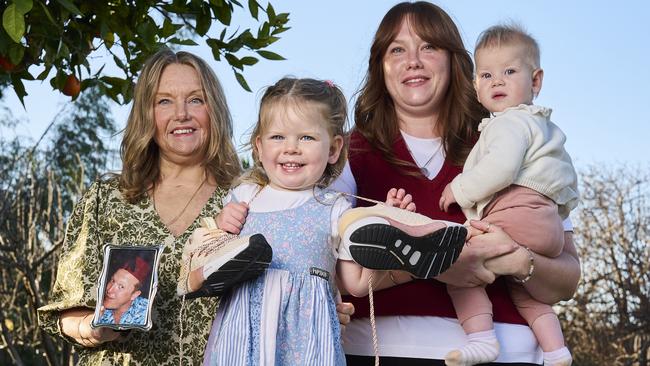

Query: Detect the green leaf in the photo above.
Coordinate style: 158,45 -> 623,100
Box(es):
224,52 -> 242,70
240,56 -> 258,66
3,5 -> 25,43
271,26 -> 290,36
37,0 -> 57,26
15,0 -> 34,14
266,3 -> 276,22
161,18 -> 180,38
168,37 -> 198,46
11,73 -> 27,106
55,0 -> 83,16
103,32 -> 114,49
37,65 -> 52,80
234,71 -> 251,92
8,43 -> 24,64
212,3 -> 232,26
248,0 -> 259,20
195,12 -> 212,36
256,50 -> 285,60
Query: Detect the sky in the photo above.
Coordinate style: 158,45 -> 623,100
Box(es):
2,0 -> 649,170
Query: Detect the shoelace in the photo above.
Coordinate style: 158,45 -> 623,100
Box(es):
367,272 -> 380,366
178,229 -> 234,366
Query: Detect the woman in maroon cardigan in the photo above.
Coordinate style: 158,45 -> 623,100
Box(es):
332,2 -> 580,365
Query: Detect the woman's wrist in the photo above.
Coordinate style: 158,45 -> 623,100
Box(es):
512,246 -> 535,284
77,313 -> 101,347
389,270 -> 414,285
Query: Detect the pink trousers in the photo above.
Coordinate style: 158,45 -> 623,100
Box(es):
448,185 -> 564,326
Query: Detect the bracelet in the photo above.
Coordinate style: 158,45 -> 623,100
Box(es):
512,246 -> 534,284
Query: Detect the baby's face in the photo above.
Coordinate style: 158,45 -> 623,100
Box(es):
474,45 -> 542,114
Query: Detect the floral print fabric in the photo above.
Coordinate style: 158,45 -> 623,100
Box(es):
38,178 -> 225,365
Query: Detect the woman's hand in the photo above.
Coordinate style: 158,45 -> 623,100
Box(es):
61,309 -> 122,347
216,202 -> 249,234
435,220 -> 519,287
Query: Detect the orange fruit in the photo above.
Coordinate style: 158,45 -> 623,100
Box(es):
62,74 -> 81,97
0,56 -> 16,72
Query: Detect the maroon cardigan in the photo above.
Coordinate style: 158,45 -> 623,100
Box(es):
342,131 -> 526,325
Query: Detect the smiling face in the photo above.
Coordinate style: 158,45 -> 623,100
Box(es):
382,18 -> 451,120
474,44 -> 543,113
103,269 -> 141,313
255,101 -> 343,191
153,63 -> 210,165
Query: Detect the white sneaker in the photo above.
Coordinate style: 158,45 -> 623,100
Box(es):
177,217 -> 272,298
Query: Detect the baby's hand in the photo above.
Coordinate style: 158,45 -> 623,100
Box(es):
216,202 -> 249,234
386,188 -> 416,212
439,184 -> 457,212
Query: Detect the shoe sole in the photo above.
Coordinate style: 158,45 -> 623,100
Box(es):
348,224 -> 466,279
184,234 -> 273,299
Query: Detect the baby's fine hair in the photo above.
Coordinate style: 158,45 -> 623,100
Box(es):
475,23 -> 541,69
243,77 -> 348,188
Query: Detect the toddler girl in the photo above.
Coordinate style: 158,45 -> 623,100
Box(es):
439,24 -> 578,366
200,77 -> 418,365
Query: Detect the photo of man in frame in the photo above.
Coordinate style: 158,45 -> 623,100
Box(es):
96,249 -> 156,326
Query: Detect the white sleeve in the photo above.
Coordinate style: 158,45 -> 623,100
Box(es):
225,183 -> 260,206
450,116 -> 531,208
329,195 -> 353,260
330,162 -> 357,206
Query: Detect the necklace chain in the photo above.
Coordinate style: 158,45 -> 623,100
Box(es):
153,176 -> 207,227
405,140 -> 443,177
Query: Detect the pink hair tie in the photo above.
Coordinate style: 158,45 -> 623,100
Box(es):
324,80 -> 335,87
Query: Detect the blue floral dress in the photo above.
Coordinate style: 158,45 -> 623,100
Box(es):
203,193 -> 345,366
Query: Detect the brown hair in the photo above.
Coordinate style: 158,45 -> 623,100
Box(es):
354,1 -> 486,169
475,23 -> 541,69
119,49 -> 241,203
244,77 -> 348,188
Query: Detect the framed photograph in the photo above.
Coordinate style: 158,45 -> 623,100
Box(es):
91,245 -> 163,331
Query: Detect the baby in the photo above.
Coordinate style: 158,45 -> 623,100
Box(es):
440,24 -> 578,366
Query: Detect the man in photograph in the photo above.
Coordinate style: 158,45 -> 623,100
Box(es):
99,255 -> 150,325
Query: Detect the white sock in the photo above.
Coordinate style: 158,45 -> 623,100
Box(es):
543,346 -> 572,366
445,329 -> 499,366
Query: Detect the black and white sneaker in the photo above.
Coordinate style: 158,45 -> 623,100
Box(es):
177,218 -> 272,299
339,205 -> 466,279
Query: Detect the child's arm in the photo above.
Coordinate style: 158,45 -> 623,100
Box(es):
450,115 -> 531,209
337,188 -> 416,297
439,183 -> 457,212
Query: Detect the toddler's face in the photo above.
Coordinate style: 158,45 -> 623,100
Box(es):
474,45 -> 542,114
255,102 -> 343,191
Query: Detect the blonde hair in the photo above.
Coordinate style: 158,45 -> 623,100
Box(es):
243,77 -> 348,188
119,49 -> 241,203
354,1 -> 485,168
475,23 -> 541,69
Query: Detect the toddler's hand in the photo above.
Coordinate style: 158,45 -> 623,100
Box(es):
439,184 -> 457,212
386,188 -> 416,212
216,202 -> 249,234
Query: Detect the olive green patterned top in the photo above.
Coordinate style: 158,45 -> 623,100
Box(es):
38,178 -> 225,365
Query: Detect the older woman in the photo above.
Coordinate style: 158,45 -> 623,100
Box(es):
333,2 -> 580,365
37,49 -> 242,364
